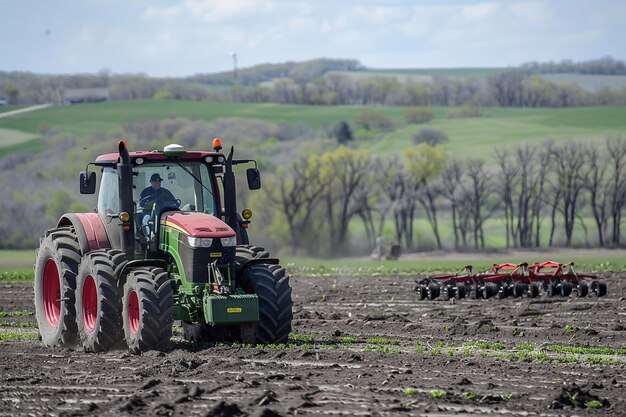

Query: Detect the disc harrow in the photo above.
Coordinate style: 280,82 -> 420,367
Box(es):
414,261 -> 607,301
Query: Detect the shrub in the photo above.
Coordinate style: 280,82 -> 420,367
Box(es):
447,105 -> 484,119
412,128 -> 448,146
355,109 -> 394,131
333,120 -> 353,144
405,107 -> 433,124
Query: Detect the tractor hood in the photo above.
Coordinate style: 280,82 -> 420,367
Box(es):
162,212 -> 235,238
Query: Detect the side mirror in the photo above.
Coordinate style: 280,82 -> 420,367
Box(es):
80,171 -> 96,194
246,168 -> 261,190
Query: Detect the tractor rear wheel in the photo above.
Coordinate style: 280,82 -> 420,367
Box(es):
75,250 -> 127,352
34,228 -> 81,347
241,263 -> 293,344
122,267 -> 174,354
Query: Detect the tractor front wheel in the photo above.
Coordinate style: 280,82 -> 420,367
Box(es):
122,267 -> 174,354
241,263 -> 293,344
75,250 -> 126,352
34,228 -> 81,347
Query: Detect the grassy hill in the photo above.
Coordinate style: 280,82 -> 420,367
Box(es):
354,67 -> 504,80
341,68 -> 626,92
1,100 -> 624,162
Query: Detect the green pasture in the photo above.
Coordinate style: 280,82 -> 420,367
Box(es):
0,105 -> 27,114
1,101 -> 624,162
0,250 -> 35,274
369,106 -> 626,159
0,100 -> 407,136
0,127 -> 42,159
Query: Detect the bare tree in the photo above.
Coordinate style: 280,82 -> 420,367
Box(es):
494,148 -> 519,248
606,137 -> 626,246
586,146 -> 610,246
269,158 -> 323,251
530,148 -> 550,247
549,142 -> 589,246
416,181 -> 443,250
462,159 -> 497,248
404,145 -> 446,250
440,160 -> 464,249
371,157 -> 405,240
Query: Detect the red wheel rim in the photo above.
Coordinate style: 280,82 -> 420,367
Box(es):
128,290 -> 139,335
42,259 -> 61,327
82,275 -> 98,332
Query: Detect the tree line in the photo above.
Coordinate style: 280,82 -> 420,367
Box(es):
0,116 -> 624,254
521,56 -> 626,75
2,57 -> 626,107
258,138 -> 626,256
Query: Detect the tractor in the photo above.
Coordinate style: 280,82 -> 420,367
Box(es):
34,139 -> 292,353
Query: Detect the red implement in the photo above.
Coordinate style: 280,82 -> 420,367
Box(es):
415,261 -> 607,301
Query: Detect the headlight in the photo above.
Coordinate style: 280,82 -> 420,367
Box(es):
220,236 -> 237,247
187,236 -> 213,247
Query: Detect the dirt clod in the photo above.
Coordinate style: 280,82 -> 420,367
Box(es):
550,384 -> 610,409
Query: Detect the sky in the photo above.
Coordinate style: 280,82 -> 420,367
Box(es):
1,0 -> 625,77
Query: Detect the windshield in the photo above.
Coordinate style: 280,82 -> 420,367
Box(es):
133,162 -> 216,215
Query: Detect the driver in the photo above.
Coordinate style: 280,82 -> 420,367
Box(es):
139,173 -> 177,211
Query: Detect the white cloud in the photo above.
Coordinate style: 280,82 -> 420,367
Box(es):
461,2 -> 499,21
143,0 -> 277,23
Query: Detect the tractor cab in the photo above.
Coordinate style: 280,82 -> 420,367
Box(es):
96,158 -> 220,252
83,140 -> 258,256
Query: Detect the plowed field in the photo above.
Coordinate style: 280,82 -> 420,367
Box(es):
1,273 -> 625,416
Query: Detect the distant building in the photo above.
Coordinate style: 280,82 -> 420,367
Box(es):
60,88 -> 110,105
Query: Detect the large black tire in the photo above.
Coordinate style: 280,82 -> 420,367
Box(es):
512,283 -> 528,298
528,283 -> 540,299
545,281 -> 559,297
427,283 -> 440,300
454,285 -> 466,300
237,245 -> 271,260
34,228 -> 81,347
75,250 -> 126,352
560,281 -> 573,297
241,263 -> 293,344
415,285 -> 427,300
236,246 -> 292,344
483,283 -> 498,299
592,280 -> 607,297
122,267 -> 174,354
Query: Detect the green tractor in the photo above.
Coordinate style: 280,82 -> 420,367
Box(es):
34,139 -> 292,353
